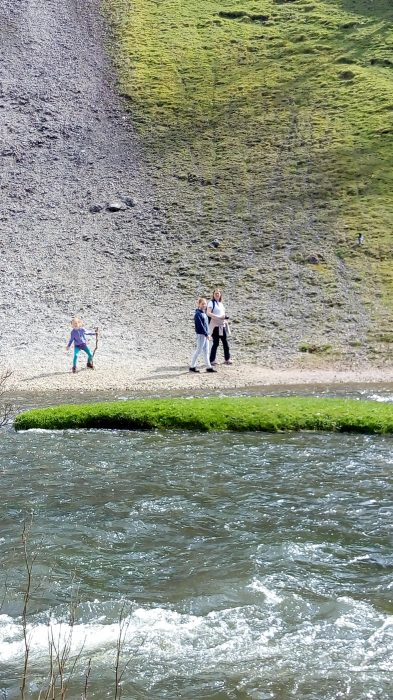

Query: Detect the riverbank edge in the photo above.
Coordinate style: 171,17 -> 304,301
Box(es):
4,362 -> 393,398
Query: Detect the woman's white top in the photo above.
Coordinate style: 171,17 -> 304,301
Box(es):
207,300 -> 227,335
207,300 -> 225,318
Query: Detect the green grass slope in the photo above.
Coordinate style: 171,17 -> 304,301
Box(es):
14,396 -> 393,433
104,1 -> 393,358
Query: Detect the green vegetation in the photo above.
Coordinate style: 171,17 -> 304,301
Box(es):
14,396 -> 393,433
104,0 -> 393,349
298,342 -> 333,353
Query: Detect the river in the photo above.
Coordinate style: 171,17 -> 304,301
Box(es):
0,385 -> 392,699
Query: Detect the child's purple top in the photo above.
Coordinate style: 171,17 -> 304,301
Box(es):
67,327 -> 95,348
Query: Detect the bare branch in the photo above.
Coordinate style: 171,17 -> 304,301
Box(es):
0,577 -> 9,613
20,516 -> 35,700
82,658 -> 92,700
114,602 -> 133,700
0,367 -> 13,427
0,366 -> 13,389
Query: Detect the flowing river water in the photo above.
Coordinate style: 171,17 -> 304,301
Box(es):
0,386 -> 392,699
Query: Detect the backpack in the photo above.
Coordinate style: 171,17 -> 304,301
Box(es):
208,299 -> 217,324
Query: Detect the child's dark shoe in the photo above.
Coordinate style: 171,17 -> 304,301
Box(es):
87,360 -> 94,369
206,367 -> 217,373
189,366 -> 200,373
72,367 -> 77,373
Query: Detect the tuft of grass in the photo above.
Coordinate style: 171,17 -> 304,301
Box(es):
299,342 -> 333,353
14,396 -> 393,434
376,332 -> 393,343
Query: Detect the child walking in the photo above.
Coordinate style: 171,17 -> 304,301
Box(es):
66,318 -> 96,373
189,298 -> 217,373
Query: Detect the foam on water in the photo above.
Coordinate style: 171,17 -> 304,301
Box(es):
1,425 -> 392,698
368,394 -> 393,403
1,594 -> 392,682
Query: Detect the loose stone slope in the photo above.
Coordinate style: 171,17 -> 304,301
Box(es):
0,0 -> 176,373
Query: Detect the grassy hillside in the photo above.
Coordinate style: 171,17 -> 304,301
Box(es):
104,0 -> 393,359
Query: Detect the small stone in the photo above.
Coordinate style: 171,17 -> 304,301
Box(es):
106,200 -> 126,212
89,204 -> 103,214
211,239 -> 220,248
124,197 -> 136,208
339,70 -> 355,80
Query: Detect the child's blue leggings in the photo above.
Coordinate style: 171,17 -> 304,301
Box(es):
73,345 -> 93,368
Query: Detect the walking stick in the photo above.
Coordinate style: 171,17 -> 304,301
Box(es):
92,327 -> 99,359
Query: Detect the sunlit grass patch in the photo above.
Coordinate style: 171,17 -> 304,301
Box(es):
14,396 -> 393,434
104,0 -> 393,337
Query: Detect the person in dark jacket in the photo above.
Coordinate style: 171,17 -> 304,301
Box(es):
189,298 -> 217,373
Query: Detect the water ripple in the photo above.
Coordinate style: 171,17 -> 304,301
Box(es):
0,428 -> 392,698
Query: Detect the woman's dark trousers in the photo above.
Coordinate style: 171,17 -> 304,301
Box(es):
210,327 -> 230,363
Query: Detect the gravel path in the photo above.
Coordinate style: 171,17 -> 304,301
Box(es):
5,359 -> 393,396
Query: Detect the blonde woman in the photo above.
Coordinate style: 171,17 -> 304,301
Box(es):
207,289 -> 232,365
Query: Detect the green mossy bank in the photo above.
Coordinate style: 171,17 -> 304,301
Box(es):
104,0 -> 393,353
14,397 -> 393,433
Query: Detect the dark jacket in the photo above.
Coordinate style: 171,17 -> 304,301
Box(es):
194,308 -> 209,336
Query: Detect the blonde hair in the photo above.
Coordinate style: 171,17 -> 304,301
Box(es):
71,317 -> 82,327
198,297 -> 207,306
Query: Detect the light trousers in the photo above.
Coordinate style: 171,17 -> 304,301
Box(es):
190,334 -> 211,368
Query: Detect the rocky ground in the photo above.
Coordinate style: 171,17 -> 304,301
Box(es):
0,0 -> 390,396
0,0 -> 177,369
4,361 -> 393,397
